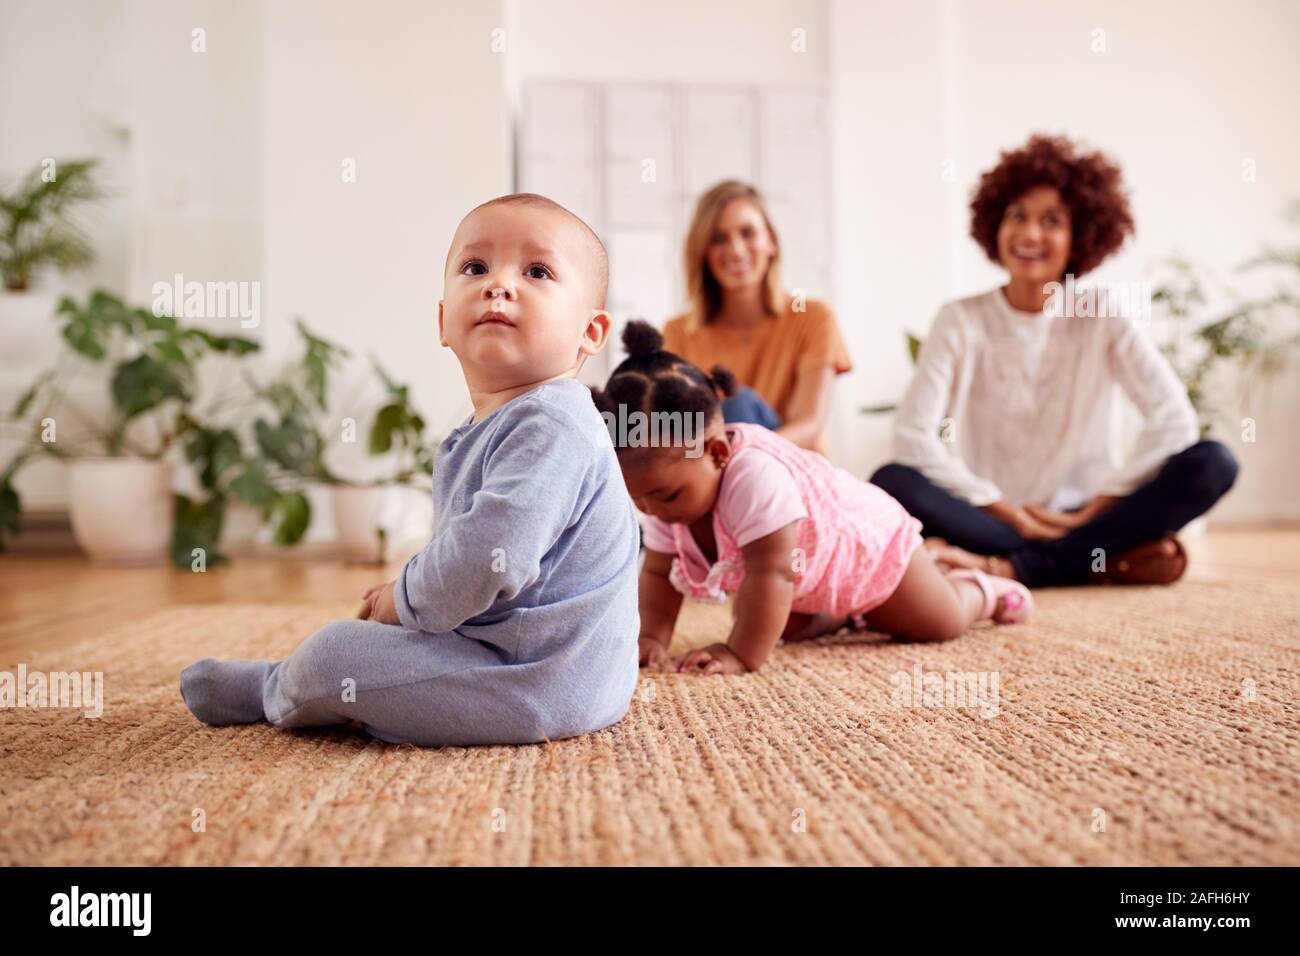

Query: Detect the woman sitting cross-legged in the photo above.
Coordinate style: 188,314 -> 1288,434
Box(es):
870,134 -> 1238,587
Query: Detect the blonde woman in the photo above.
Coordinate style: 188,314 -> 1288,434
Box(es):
661,180 -> 852,456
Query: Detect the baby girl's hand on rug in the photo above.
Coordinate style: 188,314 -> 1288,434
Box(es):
358,580 -> 401,625
639,636 -> 670,670
676,643 -> 749,676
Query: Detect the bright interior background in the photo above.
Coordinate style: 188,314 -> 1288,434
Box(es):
2,0 -> 1298,533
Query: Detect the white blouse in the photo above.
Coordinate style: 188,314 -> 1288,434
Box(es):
892,287 -> 1199,510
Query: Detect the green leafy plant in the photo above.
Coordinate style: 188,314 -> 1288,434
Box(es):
2,296 -> 442,566
366,357 -> 438,482
1,289 -> 259,563
1150,202 -> 1300,435
249,320 -> 440,490
0,158 -> 102,291
204,320 -> 440,563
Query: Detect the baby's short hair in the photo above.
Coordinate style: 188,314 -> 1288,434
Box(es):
467,193 -> 609,310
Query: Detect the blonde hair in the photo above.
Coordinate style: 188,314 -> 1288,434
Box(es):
682,180 -> 785,333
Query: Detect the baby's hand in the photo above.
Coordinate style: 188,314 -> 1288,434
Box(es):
357,580 -> 401,625
638,636 -> 670,670
676,643 -> 749,676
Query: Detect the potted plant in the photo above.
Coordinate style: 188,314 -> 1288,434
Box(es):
0,290 -> 258,565
191,318 -> 438,566
240,319 -> 439,564
330,357 -> 439,563
1148,204 -> 1300,435
0,157 -> 101,293
0,157 -> 101,361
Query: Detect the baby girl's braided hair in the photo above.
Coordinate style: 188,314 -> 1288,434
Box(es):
590,320 -> 738,457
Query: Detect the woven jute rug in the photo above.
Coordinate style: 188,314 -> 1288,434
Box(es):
2,576 -> 1297,865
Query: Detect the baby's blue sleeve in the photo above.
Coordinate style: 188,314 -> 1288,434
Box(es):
393,406 -> 592,636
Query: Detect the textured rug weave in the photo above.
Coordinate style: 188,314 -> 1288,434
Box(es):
2,578 -> 1297,865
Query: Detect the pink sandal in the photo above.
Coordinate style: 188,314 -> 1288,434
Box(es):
948,569 -> 1033,625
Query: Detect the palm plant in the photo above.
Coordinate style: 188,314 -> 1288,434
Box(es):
0,158 -> 102,291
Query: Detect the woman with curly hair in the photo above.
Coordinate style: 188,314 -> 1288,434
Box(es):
870,134 -> 1238,587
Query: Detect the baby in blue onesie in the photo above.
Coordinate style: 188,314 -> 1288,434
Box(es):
179,193 -> 641,746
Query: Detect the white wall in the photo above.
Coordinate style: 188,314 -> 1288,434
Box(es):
4,0 -> 1297,528
261,0 -> 510,437
507,0 -> 827,85
828,0 -> 952,476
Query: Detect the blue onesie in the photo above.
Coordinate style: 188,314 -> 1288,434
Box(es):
179,377 -> 641,746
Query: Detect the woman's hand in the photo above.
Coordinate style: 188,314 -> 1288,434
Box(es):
676,643 -> 749,676
981,501 -> 1065,540
1022,504 -> 1085,531
357,580 -> 401,625
639,636 -> 670,670
1024,496 -> 1118,532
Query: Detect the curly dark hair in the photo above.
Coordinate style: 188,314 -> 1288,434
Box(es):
590,320 -> 737,458
970,134 -> 1134,277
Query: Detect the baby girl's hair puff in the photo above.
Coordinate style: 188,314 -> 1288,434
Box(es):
590,320 -> 737,457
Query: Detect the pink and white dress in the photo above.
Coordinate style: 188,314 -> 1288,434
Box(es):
639,423 -> 923,618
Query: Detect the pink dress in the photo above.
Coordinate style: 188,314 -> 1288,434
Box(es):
640,423 -> 923,618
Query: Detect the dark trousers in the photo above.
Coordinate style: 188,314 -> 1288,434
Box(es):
869,441 -> 1239,587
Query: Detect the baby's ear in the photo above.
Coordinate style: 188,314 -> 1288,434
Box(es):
437,300 -> 447,347
580,309 -> 612,356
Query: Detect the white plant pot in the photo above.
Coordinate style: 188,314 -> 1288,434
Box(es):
0,289 -> 61,382
332,484 -> 389,564
67,458 -> 174,565
217,500 -> 264,553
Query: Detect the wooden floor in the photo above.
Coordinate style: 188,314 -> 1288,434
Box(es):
1,528 -> 1297,662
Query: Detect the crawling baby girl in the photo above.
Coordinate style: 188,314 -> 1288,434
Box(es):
594,321 -> 1033,676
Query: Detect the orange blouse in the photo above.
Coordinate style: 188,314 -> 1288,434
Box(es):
661,297 -> 853,456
